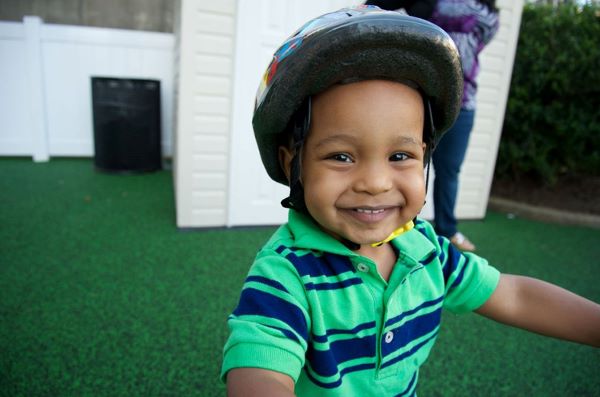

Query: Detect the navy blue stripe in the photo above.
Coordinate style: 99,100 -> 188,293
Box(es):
448,254 -> 469,291
401,265 -> 424,284
419,250 -> 437,266
394,372 -> 417,397
233,288 -> 308,342
305,362 -> 376,389
381,329 -> 439,369
384,296 -> 443,328
382,308 -> 441,357
264,324 -> 301,343
415,222 -> 428,236
276,246 -> 355,277
305,277 -> 362,291
306,334 -> 376,377
441,238 -> 462,284
312,321 -> 377,343
245,275 -> 288,292
436,236 -> 447,268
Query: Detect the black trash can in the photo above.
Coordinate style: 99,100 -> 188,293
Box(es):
91,77 -> 161,173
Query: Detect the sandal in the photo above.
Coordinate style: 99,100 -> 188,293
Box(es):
450,232 -> 476,252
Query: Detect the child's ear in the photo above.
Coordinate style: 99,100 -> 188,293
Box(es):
278,145 -> 294,183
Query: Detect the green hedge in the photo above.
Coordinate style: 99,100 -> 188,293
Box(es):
495,2 -> 600,185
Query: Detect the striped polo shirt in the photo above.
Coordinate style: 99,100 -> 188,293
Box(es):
222,210 -> 499,396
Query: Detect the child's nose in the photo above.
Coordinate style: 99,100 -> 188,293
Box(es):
353,162 -> 393,195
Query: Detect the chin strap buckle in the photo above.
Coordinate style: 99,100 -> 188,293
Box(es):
371,220 -> 415,247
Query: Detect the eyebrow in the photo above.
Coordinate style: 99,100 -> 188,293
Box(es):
313,134 -> 358,149
391,135 -> 423,146
313,133 -> 422,149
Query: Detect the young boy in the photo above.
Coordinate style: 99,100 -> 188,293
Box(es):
221,7 -> 600,396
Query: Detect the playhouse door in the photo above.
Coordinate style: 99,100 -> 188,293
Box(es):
228,0 -> 360,226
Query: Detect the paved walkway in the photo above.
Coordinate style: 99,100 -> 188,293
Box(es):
488,196 -> 600,229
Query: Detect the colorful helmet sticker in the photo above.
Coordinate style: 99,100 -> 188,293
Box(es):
255,5 -> 383,109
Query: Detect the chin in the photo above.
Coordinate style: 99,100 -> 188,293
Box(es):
343,231 -> 389,246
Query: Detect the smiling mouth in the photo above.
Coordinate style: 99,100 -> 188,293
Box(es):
354,208 -> 386,214
343,206 -> 397,224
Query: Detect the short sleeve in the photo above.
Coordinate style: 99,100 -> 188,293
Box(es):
221,251 -> 310,383
438,238 -> 500,313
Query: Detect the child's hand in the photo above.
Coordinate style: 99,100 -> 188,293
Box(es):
476,274 -> 600,347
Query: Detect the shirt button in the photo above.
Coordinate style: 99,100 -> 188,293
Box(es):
357,263 -> 369,273
384,331 -> 394,344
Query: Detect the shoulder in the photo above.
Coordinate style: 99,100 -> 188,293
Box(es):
413,217 -> 437,239
409,220 -> 501,313
257,213 -> 355,268
412,217 -> 445,253
250,222 -> 350,295
433,0 -> 498,21
410,218 -> 492,284
250,223 -> 304,282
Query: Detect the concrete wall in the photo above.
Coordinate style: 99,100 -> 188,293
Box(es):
0,0 -> 175,32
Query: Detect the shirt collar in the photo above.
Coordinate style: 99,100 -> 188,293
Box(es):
287,210 -> 436,262
287,210 -> 353,256
390,220 -> 437,263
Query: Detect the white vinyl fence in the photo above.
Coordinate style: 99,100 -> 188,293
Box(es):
0,17 -> 175,161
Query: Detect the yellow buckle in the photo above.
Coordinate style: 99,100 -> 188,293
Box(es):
371,220 -> 414,247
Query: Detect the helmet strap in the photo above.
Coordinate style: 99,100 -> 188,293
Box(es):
424,98 -> 436,197
281,97 -> 311,214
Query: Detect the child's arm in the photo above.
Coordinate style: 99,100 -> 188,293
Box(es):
476,274 -> 600,347
227,368 -> 295,397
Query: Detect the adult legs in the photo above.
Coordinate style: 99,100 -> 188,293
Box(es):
432,109 -> 475,238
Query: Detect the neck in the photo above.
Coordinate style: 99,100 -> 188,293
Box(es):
358,243 -> 397,282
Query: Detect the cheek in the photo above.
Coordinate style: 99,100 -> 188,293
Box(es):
397,170 -> 426,200
303,185 -> 333,226
303,174 -> 331,206
301,166 -> 324,208
303,169 -> 345,211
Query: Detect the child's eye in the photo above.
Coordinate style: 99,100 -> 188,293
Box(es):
328,153 -> 353,162
389,152 -> 409,162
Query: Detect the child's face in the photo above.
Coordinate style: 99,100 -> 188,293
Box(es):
286,79 -> 427,245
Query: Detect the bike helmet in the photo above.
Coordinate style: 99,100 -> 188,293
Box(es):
253,5 -> 463,186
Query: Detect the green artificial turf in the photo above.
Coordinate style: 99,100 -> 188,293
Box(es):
1,158 -> 599,396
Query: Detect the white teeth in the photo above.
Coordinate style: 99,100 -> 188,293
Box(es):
355,208 -> 385,214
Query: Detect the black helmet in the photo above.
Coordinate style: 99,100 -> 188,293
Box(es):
253,5 -> 463,186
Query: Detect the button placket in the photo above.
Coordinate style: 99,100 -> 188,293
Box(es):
384,330 -> 394,344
